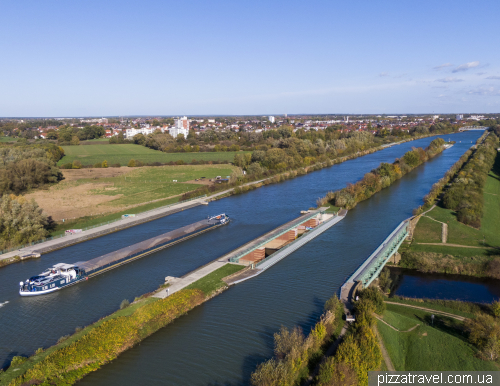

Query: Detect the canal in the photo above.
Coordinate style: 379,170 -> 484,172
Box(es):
0,132 -> 483,378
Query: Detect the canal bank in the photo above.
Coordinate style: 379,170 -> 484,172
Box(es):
72,132 -> 486,386
0,131 -> 483,377
1,210 -> 347,385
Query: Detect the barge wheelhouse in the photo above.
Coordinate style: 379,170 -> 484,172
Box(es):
19,263 -> 85,296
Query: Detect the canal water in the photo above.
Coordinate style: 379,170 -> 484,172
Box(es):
390,268 -> 500,304
0,132 -> 483,378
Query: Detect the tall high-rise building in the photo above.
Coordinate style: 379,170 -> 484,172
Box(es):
169,116 -> 189,138
269,116 -> 275,123
456,114 -> 463,121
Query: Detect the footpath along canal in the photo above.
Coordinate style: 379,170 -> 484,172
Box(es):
0,132 -> 483,375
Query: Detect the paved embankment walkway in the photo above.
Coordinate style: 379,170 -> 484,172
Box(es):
154,260 -> 231,299
0,198 -> 206,264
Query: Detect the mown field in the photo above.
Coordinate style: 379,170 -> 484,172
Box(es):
377,303 -> 497,371
410,153 -> 500,257
26,164 -> 238,233
58,144 -> 249,166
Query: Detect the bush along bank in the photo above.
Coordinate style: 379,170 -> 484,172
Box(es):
317,138 -> 447,210
316,288 -> 384,386
2,264 -> 244,385
181,135 -> 445,203
441,133 -> 498,228
413,131 -> 489,215
3,289 -> 204,386
250,295 -> 344,386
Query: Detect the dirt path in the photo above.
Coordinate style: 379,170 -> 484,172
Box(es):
374,325 -> 395,371
385,302 -> 467,321
423,215 -> 448,243
416,242 -> 493,249
374,315 -> 420,332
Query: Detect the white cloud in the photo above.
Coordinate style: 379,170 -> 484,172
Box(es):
486,76 -> 500,80
379,72 -> 389,77
436,77 -> 464,83
452,61 -> 480,73
467,86 -> 500,96
433,63 -> 453,70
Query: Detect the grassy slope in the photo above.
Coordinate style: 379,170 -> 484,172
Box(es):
409,153 -> 500,257
185,264 -> 244,295
378,304 -> 497,371
0,265 -> 243,384
58,144 -> 250,166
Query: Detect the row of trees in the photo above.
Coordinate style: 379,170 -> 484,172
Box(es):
0,195 -> 52,250
134,121 -> 459,156
318,138 -> 446,210
316,288 -> 383,386
250,296 -> 343,386
442,133 -> 498,228
0,143 -> 64,195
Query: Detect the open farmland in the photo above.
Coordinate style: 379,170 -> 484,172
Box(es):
58,144 -> 249,166
25,164 -> 238,222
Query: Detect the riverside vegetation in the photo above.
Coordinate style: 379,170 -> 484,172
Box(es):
315,288 -> 384,386
250,295 -> 344,386
0,264 -> 244,385
316,138 -> 447,209
399,132 -> 500,279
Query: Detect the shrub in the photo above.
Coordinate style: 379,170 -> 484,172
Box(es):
492,301 -> 500,318
72,160 -> 82,169
120,299 -> 130,309
111,163 -> 121,168
10,356 -> 28,367
101,160 -> 108,168
10,290 -> 205,385
128,159 -> 136,167
57,335 -> 70,344
93,162 -> 102,168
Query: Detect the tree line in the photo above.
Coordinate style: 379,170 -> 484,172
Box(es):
317,138 -> 446,210
442,133 -> 498,228
0,142 -> 64,195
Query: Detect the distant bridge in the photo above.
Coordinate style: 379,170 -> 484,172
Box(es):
458,126 -> 488,131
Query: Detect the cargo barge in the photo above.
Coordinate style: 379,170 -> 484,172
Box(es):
19,214 -> 229,296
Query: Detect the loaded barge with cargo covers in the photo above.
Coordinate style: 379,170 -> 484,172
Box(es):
19,214 -> 229,296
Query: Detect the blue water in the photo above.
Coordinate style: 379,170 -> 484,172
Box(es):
391,269 -> 500,303
0,132 -> 484,381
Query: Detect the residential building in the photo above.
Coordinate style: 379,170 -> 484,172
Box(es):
170,116 -> 189,138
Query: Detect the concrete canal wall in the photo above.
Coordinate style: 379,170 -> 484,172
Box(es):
154,209 -> 347,298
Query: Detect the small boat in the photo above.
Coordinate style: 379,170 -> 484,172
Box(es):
19,263 -> 85,296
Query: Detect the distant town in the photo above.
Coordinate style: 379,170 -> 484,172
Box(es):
0,113 -> 496,141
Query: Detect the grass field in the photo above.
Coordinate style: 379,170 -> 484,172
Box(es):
377,303 -> 497,371
186,264 -> 244,295
58,144 -> 249,166
30,164 -> 238,226
0,136 -> 16,142
410,152 -> 500,257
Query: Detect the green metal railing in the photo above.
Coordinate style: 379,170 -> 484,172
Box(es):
0,194 -> 207,255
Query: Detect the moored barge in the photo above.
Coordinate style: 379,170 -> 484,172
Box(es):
19,214 -> 229,296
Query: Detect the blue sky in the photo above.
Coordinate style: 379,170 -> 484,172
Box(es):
1,0 -> 500,116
